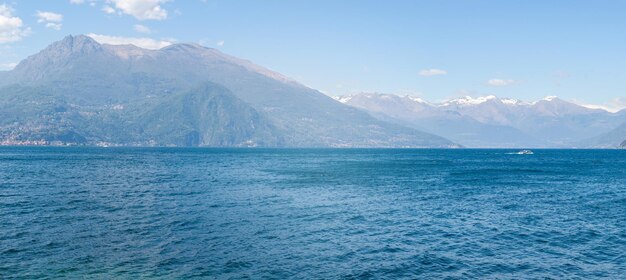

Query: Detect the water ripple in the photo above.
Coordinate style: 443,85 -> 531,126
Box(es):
0,148 -> 625,279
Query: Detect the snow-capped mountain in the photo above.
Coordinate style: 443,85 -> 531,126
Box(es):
336,93 -> 626,148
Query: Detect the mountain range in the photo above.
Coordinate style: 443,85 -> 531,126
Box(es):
1,35 -> 624,148
336,93 -> 626,148
0,35 -> 456,148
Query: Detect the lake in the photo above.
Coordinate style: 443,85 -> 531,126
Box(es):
1,148 -> 625,279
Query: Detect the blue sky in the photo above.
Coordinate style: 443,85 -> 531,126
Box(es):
1,0 -> 625,110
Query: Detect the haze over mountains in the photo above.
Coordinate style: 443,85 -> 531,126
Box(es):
337,93 -> 626,148
1,35 -> 624,148
0,35 -> 456,148
588,122 -> 626,149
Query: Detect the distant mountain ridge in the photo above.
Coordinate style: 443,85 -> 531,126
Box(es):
0,35 -> 457,148
337,93 -> 626,148
582,121 -> 626,148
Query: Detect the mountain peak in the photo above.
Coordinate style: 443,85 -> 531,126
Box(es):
52,34 -> 102,54
531,95 -> 563,104
8,35 -> 105,81
4,34 -> 300,88
61,34 -> 97,43
405,95 -> 429,104
19,34 -> 102,63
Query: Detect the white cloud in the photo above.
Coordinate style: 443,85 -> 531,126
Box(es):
87,33 -> 173,50
36,11 -> 63,30
0,62 -> 17,70
37,11 -> 63,23
0,4 -> 30,43
70,0 -> 99,6
45,23 -> 62,30
102,5 -> 116,14
108,0 -> 169,20
487,78 -> 517,87
134,24 -> 151,34
419,69 -> 447,76
216,40 -> 224,47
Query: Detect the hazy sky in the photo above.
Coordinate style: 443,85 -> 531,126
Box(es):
1,0 -> 625,110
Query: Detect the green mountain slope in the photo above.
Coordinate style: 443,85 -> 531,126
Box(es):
0,83 -> 282,146
0,35 -> 456,147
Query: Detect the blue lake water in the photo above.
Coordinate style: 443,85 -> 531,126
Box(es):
1,148 -> 625,279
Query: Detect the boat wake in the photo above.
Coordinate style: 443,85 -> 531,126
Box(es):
506,150 -> 534,155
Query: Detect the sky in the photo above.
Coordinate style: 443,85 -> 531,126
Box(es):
1,0 -> 625,111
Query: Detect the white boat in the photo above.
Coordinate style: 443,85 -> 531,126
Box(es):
516,150 -> 534,155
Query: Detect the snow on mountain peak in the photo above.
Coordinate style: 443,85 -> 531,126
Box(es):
332,96 -> 353,103
334,93 -> 620,114
542,96 -> 559,102
529,96 -> 561,105
442,95 -> 497,106
501,98 -> 526,105
406,96 -> 429,104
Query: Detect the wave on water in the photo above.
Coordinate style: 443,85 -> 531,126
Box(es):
0,148 -> 624,278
